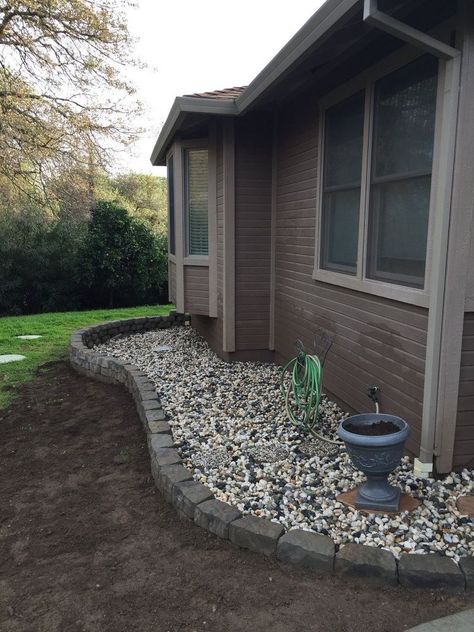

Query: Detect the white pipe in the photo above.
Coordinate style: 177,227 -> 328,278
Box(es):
363,0 -> 461,476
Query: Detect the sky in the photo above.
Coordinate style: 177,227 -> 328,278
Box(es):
122,0 -> 325,176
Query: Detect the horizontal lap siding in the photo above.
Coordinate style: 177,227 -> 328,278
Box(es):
184,266 -> 209,315
169,260 -> 176,304
235,115 -> 272,350
454,313 -> 474,468
274,98 -> 428,457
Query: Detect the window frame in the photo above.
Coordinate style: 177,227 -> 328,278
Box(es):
166,151 -> 176,258
181,139 -> 210,264
313,47 -> 444,308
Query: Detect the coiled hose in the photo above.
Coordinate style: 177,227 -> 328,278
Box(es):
281,347 -> 341,445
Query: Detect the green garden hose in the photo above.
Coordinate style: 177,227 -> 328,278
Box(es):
281,344 -> 341,446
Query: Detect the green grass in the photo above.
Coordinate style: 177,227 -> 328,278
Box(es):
0,304 -> 172,409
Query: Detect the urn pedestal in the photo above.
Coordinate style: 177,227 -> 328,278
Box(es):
337,413 -> 410,513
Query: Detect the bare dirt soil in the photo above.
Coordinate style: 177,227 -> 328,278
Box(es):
0,362 -> 472,632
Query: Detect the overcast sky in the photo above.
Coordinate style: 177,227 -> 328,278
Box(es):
122,0 -> 324,176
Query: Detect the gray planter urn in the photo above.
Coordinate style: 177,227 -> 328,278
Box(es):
337,413 -> 410,512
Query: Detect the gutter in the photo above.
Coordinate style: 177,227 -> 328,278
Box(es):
150,96 -> 237,166
150,0 -> 360,166
363,0 -> 461,477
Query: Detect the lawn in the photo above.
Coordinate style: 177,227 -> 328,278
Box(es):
0,304 -> 172,409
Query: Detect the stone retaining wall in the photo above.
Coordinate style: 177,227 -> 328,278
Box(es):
69,314 -> 473,592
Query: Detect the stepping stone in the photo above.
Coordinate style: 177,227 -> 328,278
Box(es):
152,345 -> 173,353
16,335 -> 42,340
0,354 -> 26,364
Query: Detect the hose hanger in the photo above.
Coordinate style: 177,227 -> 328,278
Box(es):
281,332 -> 340,446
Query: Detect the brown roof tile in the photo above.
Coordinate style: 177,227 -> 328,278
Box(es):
184,86 -> 247,100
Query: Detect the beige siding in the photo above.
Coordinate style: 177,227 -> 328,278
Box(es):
235,115 -> 272,351
184,266 -> 209,315
274,97 -> 428,457
169,260 -> 176,304
454,313 -> 474,468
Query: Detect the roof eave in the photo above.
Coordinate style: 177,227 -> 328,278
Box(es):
235,0 -> 361,114
150,96 -> 238,166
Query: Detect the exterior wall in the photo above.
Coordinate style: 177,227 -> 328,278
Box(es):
184,266 -> 209,315
169,260 -> 176,304
454,313 -> 474,468
234,114 -> 272,351
273,96 -> 429,457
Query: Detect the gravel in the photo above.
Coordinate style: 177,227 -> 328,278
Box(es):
96,326 -> 474,562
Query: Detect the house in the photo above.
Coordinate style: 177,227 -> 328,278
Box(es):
150,0 -> 474,475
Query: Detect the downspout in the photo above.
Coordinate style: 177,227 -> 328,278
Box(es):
363,0 -> 461,477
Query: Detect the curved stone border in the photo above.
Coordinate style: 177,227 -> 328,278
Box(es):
69,314 -> 473,592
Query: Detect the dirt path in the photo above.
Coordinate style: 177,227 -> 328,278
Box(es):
0,362 -> 472,632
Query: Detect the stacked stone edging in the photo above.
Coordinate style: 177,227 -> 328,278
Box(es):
69,314 -> 473,592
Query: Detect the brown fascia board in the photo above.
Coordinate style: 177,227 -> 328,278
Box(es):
150,96 -> 237,166
150,0 -> 360,166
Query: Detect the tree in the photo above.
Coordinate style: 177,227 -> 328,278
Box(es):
77,200 -> 167,308
109,172 -> 167,233
0,1 -> 140,198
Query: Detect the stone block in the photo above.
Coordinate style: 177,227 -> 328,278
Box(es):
335,543 -> 397,585
145,409 -> 166,423
398,554 -> 465,591
229,515 -> 284,557
459,557 -> 474,591
148,433 -> 174,450
157,464 -> 193,501
277,529 -> 335,572
149,447 -> 181,468
194,500 -> 241,539
147,420 -> 171,434
172,480 -> 214,520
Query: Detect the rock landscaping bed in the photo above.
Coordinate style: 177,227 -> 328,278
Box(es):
94,325 -> 474,565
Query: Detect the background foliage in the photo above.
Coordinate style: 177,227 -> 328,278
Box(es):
0,172 -> 168,316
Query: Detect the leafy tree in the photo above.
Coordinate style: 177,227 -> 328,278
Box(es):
0,1 -> 140,197
77,201 -> 167,308
107,172 -> 167,233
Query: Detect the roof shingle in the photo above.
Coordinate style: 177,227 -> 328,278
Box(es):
184,86 -> 247,100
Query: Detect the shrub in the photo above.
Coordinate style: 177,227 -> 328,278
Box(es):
76,201 -> 167,308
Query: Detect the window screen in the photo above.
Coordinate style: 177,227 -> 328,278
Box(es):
185,148 -> 209,256
320,92 -> 365,274
168,155 -> 175,255
367,56 -> 438,288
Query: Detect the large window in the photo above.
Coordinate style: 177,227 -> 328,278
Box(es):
185,148 -> 209,256
318,55 -> 438,291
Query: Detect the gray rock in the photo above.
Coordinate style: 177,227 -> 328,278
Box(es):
149,433 -> 174,450
229,515 -> 284,557
459,557 -> 474,591
145,409 -> 167,422
157,464 -> 193,501
172,480 -> 214,520
147,420 -> 171,434
149,446 -> 181,467
398,554 -> 465,591
194,499 -> 241,539
277,529 -> 335,572
335,543 -> 397,585
141,399 -> 163,411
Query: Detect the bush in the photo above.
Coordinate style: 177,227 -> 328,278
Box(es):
0,201 -> 168,315
76,201 -> 168,308
0,210 -> 83,315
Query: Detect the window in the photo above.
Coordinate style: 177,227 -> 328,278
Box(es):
320,92 -> 365,274
185,148 -> 209,256
167,154 -> 175,255
318,55 -> 438,292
